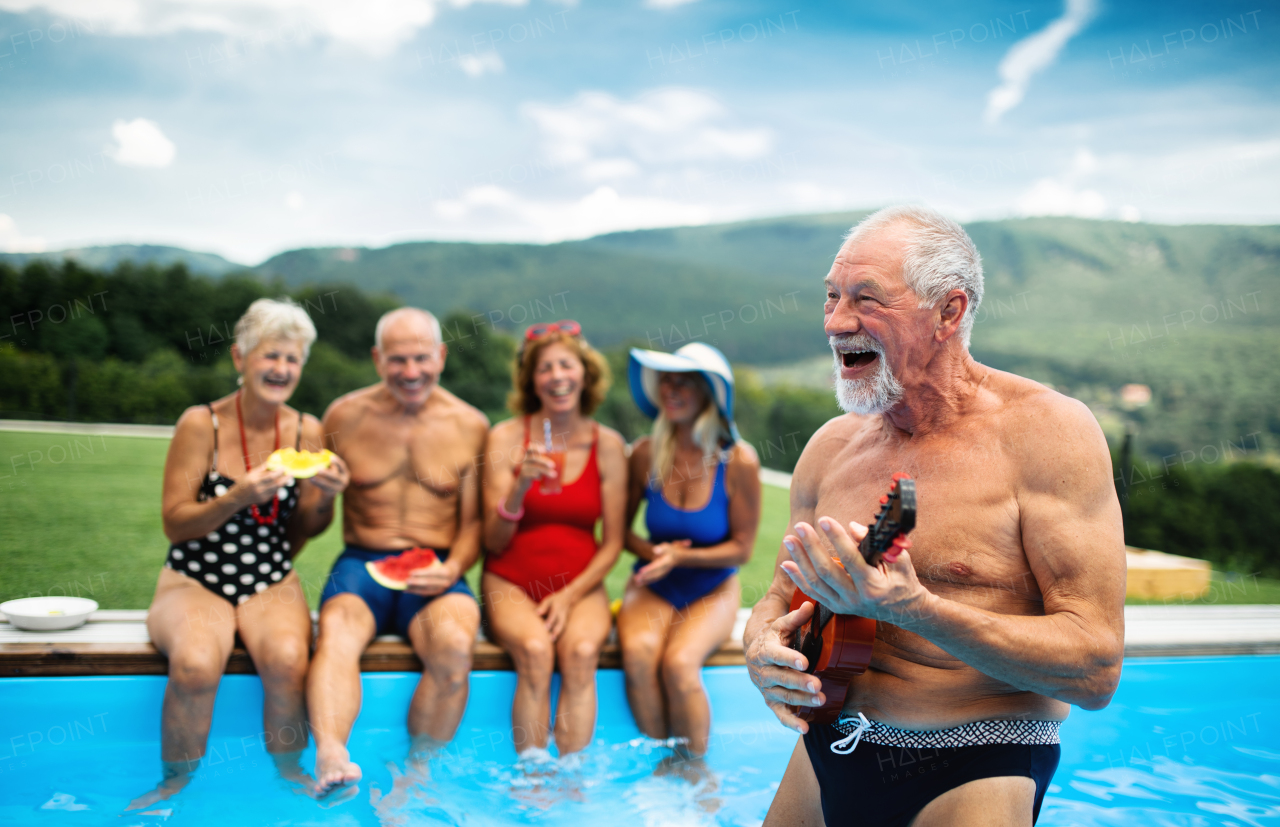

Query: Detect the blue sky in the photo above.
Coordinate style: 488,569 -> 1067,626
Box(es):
0,0 -> 1276,263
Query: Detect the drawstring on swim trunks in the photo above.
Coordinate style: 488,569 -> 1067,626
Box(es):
830,712 -> 871,754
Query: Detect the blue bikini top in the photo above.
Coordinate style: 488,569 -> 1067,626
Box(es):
644,456 -> 731,547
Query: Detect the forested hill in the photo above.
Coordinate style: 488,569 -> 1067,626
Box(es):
0,245 -> 241,276
256,242 -> 824,364
248,214 -> 1279,361
3,212 -> 1277,461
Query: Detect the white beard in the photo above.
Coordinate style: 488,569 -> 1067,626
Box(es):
830,334 -> 904,414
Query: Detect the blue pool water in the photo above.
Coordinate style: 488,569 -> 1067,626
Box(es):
1,658 -> 1278,825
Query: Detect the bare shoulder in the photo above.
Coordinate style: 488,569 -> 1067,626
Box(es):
166,406 -> 216,474
595,423 -> 627,457
630,435 -> 653,459
628,435 -> 652,476
323,383 -> 379,426
791,412 -> 867,503
432,387 -> 490,436
487,415 -> 523,448
983,369 -> 1111,488
728,440 -> 761,473
172,404 -> 215,442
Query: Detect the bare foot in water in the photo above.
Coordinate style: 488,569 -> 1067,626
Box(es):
655,753 -> 721,813
312,743 -> 362,799
271,750 -> 315,792
372,754 -> 433,820
126,761 -> 195,810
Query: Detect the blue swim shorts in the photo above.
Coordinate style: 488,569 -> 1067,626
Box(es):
320,544 -> 473,638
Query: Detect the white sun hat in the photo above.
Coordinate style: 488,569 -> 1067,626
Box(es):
628,342 -> 739,441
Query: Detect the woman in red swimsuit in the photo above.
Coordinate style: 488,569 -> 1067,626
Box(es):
482,320 -> 628,757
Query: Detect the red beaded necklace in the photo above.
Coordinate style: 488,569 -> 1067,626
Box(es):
235,389 -> 280,525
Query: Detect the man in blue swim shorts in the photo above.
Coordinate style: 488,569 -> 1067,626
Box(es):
306,307 -> 490,797
744,207 -> 1127,826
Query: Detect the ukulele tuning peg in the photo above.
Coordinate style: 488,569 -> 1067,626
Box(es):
879,495 -> 889,505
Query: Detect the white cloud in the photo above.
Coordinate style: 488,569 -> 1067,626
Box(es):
524,88 -> 773,182
433,184 -> 713,241
458,50 -> 504,77
1016,178 -> 1106,217
1016,146 -> 1106,217
284,191 -> 305,210
645,0 -> 700,8
783,181 -> 854,212
0,0 -> 524,56
984,0 -> 1096,124
0,214 -> 47,253
104,118 -> 176,168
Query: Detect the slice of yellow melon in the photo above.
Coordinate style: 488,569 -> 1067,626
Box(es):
266,447 -> 334,479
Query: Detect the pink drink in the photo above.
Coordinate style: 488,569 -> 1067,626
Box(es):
541,450 -> 566,495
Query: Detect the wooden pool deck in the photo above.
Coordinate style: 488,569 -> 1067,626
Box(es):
2,605 -> 1278,677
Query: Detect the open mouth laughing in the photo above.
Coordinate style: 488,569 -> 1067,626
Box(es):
838,349 -> 879,370
832,335 -> 883,374
830,333 -> 903,414
395,376 -> 429,393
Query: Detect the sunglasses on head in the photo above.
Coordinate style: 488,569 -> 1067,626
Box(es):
524,319 -> 582,342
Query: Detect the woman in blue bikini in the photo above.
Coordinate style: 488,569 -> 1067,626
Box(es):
618,342 -> 762,759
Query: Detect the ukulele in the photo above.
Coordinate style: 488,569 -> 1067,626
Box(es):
788,473 -> 917,723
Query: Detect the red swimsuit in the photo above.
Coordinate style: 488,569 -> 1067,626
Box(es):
485,420 -> 602,600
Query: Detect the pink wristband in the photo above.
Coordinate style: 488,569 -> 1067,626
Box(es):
496,500 -> 525,522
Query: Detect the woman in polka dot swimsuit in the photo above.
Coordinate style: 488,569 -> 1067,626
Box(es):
165,412 -> 303,602
131,299 -> 349,810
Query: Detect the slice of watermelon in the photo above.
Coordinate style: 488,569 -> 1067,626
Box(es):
366,547 -> 439,590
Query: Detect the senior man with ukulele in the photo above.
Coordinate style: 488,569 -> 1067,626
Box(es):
745,206 -> 1126,827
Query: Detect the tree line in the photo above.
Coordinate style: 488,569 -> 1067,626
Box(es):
0,258 -> 834,472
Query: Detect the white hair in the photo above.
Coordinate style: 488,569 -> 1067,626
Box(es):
235,297 -> 317,361
375,307 -> 443,350
845,205 -> 984,348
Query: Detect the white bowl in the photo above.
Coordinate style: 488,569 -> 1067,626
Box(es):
0,596 -> 99,631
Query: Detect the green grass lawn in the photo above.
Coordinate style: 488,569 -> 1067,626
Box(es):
2,431 -> 1275,610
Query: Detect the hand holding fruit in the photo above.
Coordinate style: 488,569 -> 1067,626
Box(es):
235,464 -> 291,507
306,454 -> 349,498
405,560 -> 457,597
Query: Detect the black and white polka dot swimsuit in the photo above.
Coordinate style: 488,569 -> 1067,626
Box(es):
164,404 -> 302,605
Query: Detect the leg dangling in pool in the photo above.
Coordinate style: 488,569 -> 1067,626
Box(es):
372,738 -> 441,819
126,758 -> 199,811
307,594 -> 375,798
484,573 -> 557,754
129,568 -> 238,810
551,586 -> 611,755
658,576 -> 740,757
404,592 -> 479,743
238,571 -> 314,792
655,753 -> 722,814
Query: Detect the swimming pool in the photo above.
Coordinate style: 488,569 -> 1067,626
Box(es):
1,658 -> 1277,825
